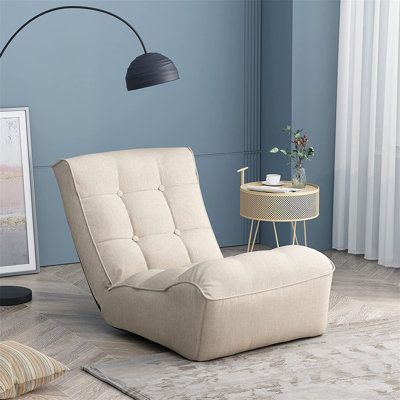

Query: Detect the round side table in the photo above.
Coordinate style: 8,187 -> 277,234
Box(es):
238,171 -> 319,251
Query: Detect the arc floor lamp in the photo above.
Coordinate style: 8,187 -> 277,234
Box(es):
0,5 -> 179,306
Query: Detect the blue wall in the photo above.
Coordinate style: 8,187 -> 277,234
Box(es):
0,0 -> 339,266
0,0 -> 261,265
291,0 -> 340,249
260,0 -> 340,249
260,0 -> 293,246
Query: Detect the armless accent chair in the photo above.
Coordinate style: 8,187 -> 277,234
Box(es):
53,148 -> 334,361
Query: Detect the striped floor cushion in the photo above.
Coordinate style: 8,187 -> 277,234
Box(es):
0,341 -> 68,399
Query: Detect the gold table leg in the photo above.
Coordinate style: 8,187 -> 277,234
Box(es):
247,219 -> 254,252
248,220 -> 307,250
251,221 -> 260,252
291,222 -> 299,245
247,219 -> 260,252
291,222 -> 295,245
291,220 -> 308,246
272,222 -> 279,248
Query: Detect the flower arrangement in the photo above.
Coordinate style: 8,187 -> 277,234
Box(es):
270,126 -> 315,188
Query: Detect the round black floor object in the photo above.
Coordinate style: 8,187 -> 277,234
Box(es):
0,286 -> 32,306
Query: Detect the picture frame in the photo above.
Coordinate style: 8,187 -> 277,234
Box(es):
0,107 -> 39,276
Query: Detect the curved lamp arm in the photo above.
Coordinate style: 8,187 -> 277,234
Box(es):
0,5 -> 147,58
0,5 -> 179,90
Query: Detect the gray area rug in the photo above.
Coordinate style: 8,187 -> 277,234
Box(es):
84,292 -> 400,399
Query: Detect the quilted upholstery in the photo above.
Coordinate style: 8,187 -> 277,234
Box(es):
53,148 -> 222,305
54,147 -> 334,361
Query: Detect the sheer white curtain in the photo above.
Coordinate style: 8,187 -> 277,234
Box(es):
333,0 -> 400,268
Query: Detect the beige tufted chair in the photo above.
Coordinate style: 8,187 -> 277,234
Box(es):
53,147 -> 334,361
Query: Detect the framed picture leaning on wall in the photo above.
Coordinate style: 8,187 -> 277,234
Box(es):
0,107 -> 39,276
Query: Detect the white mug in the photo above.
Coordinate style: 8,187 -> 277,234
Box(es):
265,174 -> 281,185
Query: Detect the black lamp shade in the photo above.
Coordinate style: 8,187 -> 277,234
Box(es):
126,52 -> 179,91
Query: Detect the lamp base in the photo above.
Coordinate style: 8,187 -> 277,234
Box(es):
0,286 -> 32,306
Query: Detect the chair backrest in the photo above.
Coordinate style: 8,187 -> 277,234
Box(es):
53,147 -> 222,307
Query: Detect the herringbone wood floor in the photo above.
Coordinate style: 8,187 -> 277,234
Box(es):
1,247 -> 399,399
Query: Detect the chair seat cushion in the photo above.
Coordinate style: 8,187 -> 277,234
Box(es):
103,246 -> 334,360
110,246 -> 333,300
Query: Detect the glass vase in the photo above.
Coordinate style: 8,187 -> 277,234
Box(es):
292,164 -> 306,188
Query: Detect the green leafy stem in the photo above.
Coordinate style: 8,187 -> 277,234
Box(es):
270,125 -> 315,166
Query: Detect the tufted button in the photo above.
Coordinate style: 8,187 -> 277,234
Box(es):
132,235 -> 139,242
158,184 -> 165,192
174,229 -> 181,236
117,190 -> 123,197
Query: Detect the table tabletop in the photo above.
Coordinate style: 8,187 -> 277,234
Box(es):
240,181 -> 319,197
